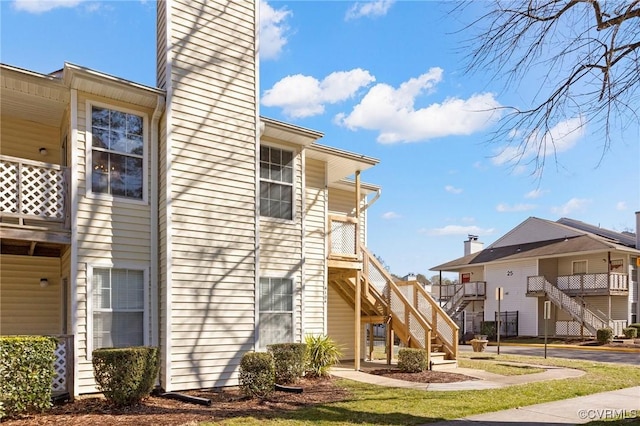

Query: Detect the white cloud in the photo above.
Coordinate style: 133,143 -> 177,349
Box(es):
524,189 -> 547,199
259,1 -> 292,60
336,68 -> 501,143
423,225 -> 495,236
496,203 -> 536,212
492,116 -> 585,166
551,198 -> 591,216
445,185 -> 463,194
616,201 -> 627,211
13,0 -> 84,13
262,69 -> 375,118
345,0 -> 394,20
382,211 -> 400,219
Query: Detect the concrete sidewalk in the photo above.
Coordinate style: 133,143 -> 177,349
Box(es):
427,386 -> 640,425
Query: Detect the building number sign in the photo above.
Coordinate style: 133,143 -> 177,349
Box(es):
506,270 -> 513,276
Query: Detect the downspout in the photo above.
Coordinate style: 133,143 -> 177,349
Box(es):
150,94 -> 165,351
69,86 -> 79,399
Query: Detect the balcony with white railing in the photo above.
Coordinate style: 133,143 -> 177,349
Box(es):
0,155 -> 70,235
528,273 -> 628,296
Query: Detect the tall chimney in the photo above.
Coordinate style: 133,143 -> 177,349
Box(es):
464,234 -> 483,256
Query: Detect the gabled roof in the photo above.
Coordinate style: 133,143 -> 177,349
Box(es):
557,217 -> 636,248
431,216 -> 640,272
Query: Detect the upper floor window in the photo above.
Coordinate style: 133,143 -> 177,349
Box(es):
572,260 -> 587,275
91,105 -> 144,200
260,146 -> 293,220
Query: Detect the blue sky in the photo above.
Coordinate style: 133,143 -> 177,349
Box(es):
2,0 -> 638,278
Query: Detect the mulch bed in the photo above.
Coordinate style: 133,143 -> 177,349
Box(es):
1,377 -> 349,426
2,370 -> 478,425
368,369 -> 477,383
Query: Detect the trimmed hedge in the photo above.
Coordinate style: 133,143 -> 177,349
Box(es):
0,336 -> 57,419
267,343 -> 307,385
622,327 -> 637,339
596,328 -> 614,345
239,352 -> 275,399
305,334 -> 342,378
397,348 -> 428,373
92,346 -> 159,406
628,323 -> 640,333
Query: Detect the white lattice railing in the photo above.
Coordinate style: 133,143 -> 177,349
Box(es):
328,215 -> 358,257
556,273 -> 628,293
441,281 -> 486,316
0,155 -> 69,224
528,276 -> 614,335
51,334 -> 73,395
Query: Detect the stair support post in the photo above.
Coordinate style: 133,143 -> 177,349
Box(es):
353,171 -> 362,371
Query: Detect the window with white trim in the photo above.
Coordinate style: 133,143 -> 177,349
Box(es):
259,277 -> 293,346
92,268 -> 145,349
572,260 -> 587,275
260,146 -> 293,220
91,105 -> 144,200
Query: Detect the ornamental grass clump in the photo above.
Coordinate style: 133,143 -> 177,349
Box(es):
92,346 -> 159,406
267,343 -> 307,384
397,348 -> 429,373
239,352 -> 275,399
0,336 -> 57,419
304,334 -> 341,378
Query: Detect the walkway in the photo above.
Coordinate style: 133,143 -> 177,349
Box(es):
331,360 -> 584,391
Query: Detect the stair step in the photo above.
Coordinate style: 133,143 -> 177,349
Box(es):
430,359 -> 458,371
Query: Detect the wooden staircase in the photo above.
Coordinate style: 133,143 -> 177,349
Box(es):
328,244 -> 459,370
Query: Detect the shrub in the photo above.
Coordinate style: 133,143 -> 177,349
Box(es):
267,343 -> 307,385
92,346 -> 159,406
628,323 -> 640,333
304,334 -> 342,378
397,348 -> 429,373
480,321 -> 497,340
0,336 -> 57,419
239,352 -> 275,399
622,327 -> 637,339
596,328 -> 614,345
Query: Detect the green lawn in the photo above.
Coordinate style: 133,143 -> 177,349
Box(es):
201,354 -> 640,425
457,357 -> 545,375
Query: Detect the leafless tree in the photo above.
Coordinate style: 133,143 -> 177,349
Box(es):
459,0 -> 640,174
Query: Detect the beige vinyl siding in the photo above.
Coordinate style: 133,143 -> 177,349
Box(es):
304,158 -> 327,335
327,284 -> 365,361
156,0 -> 167,90
582,296 -> 628,321
0,255 -> 62,335
0,116 -> 61,162
260,151 -> 303,345
557,253 -> 611,275
159,0 -> 257,390
74,91 -> 154,394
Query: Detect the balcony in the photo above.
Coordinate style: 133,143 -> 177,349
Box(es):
328,215 -> 361,270
528,274 -> 628,296
0,155 -> 71,250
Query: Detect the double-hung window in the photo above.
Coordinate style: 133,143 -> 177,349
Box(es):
91,268 -> 145,350
90,105 -> 145,200
260,146 -> 293,220
259,277 -> 293,346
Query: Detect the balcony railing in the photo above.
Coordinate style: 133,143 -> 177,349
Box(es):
328,215 -> 359,258
555,273 -> 628,294
51,334 -> 73,396
0,155 -> 69,227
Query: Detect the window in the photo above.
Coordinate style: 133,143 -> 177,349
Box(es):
259,277 -> 293,346
91,105 -> 144,200
572,260 -> 587,275
260,146 -> 293,220
609,259 -> 624,272
91,268 -> 145,350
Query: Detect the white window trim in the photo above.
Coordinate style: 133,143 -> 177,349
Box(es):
85,100 -> 149,205
259,144 -> 297,223
86,263 -> 150,360
572,260 -> 588,275
257,276 -> 295,349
